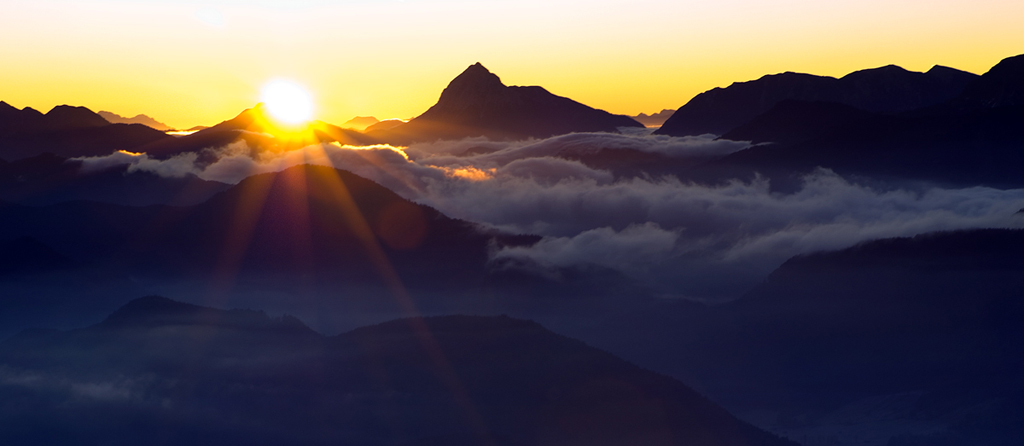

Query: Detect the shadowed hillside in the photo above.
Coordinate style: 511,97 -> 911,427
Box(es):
0,296 -> 795,446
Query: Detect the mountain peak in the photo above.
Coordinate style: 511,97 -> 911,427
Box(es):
43,105 -> 110,129
839,64 -> 912,81
445,62 -> 505,93
97,110 -> 172,131
367,63 -> 642,142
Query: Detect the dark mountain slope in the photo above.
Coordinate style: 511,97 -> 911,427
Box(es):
0,123 -> 172,160
369,63 -> 643,143
657,64 -> 977,137
0,296 -> 795,446
720,100 -> 887,145
612,229 -> 1024,445
0,164 -> 536,286
689,54 -> 1024,188
952,53 -> 1024,109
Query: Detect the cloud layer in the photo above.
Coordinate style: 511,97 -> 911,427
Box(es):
73,133 -> 1024,300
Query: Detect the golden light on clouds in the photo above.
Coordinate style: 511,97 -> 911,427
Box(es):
442,167 -> 496,182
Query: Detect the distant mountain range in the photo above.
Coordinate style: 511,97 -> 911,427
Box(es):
656,64 -> 978,137
341,115 -> 381,131
97,111 -> 173,131
368,63 -> 643,143
631,109 -> 675,127
0,296 -> 794,446
692,53 -> 1024,189
0,102 -> 171,161
581,228 -> 1024,445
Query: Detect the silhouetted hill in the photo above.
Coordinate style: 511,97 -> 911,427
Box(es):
97,111 -> 173,131
369,63 -> 643,143
0,164 -> 538,287
656,64 -> 977,137
0,297 -> 794,446
0,103 -> 115,136
0,153 -> 230,206
98,296 -> 317,334
0,124 -> 173,161
44,105 -> 111,129
365,118 -> 406,132
341,115 -> 380,131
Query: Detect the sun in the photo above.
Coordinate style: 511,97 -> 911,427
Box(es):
260,79 -> 315,125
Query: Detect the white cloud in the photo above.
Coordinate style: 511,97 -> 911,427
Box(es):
85,132 -> 1024,300
73,150 -> 200,178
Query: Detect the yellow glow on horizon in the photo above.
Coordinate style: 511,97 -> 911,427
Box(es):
0,0 -> 1021,129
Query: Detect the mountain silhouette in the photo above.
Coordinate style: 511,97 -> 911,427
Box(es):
0,103 -> 115,135
43,105 -> 111,129
656,64 -> 978,137
681,53 -> 1024,189
0,296 -> 795,446
364,118 -> 406,132
631,109 -> 676,127
97,111 -> 173,131
341,115 -> 381,131
0,103 -> 172,160
369,63 -> 643,143
98,295 -> 317,333
942,53 -> 1024,110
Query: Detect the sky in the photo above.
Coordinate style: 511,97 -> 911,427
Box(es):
1,0 -> 1022,129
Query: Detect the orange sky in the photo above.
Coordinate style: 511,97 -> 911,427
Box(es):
1,0 -> 1021,129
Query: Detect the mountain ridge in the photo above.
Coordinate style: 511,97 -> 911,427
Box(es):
656,63 -> 978,137
0,295 -> 796,446
369,63 -> 643,143
97,111 -> 173,131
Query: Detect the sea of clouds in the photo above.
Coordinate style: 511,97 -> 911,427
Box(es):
75,132 -> 1024,300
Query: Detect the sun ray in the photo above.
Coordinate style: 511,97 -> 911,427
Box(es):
300,155 -> 496,444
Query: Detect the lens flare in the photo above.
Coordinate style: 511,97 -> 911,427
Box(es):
260,79 -> 314,125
